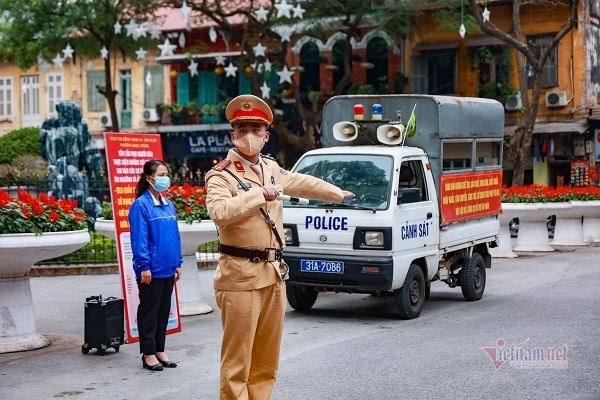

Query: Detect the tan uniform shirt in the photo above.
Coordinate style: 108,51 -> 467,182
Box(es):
205,149 -> 344,291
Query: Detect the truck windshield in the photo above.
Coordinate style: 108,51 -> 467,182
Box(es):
292,154 -> 393,210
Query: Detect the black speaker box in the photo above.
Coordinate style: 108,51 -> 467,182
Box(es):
82,295 -> 124,355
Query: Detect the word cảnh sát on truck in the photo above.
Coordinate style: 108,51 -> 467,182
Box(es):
281,95 -> 504,319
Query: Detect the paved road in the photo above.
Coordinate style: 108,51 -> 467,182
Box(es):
1,246 -> 599,400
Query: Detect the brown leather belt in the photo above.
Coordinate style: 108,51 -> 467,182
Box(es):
219,244 -> 282,263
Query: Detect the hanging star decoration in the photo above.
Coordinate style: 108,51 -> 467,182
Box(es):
255,6 -> 269,21
180,0 -> 191,19
135,24 -> 147,40
158,39 -> 177,57
124,19 -> 138,38
62,43 -> 74,59
135,47 -> 147,60
209,26 -> 217,43
86,60 -> 93,70
215,54 -> 226,66
52,53 -> 65,69
292,4 -> 305,19
100,46 -> 109,59
148,21 -> 161,40
459,23 -> 466,38
276,65 -> 294,84
482,6 -> 491,23
188,60 -> 199,77
145,71 -> 152,88
253,42 -> 267,57
40,60 -> 51,73
260,81 -> 271,99
114,21 -> 122,34
279,28 -> 292,43
264,58 -> 272,72
179,32 -> 186,48
274,0 -> 293,18
224,62 -> 238,77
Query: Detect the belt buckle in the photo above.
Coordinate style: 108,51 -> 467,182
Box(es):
266,248 -> 277,262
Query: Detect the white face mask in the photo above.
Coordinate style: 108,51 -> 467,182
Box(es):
233,134 -> 265,156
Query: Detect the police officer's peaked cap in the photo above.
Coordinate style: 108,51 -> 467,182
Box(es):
226,95 -> 273,125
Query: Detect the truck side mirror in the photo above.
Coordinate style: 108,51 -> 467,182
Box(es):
398,188 -> 421,204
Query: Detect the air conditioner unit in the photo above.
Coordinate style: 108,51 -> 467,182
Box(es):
505,92 -> 522,111
546,90 -> 568,107
142,108 -> 159,122
99,113 -> 112,127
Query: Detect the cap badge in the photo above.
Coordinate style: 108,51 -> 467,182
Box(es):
241,101 -> 253,111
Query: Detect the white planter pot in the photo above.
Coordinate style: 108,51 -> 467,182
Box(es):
550,202 -> 585,246
573,200 -> 600,243
0,230 -> 90,353
489,210 -> 518,258
94,217 -> 116,240
501,203 -> 563,252
93,218 -> 218,316
177,220 -> 218,316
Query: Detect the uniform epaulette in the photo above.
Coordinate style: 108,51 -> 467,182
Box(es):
261,154 -> 278,163
212,159 -> 231,171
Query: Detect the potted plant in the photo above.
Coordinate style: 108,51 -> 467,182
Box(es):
95,183 -> 217,315
184,101 -> 203,125
201,103 -> 221,124
0,189 -> 90,353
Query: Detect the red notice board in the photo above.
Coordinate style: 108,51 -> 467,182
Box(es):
439,170 -> 503,224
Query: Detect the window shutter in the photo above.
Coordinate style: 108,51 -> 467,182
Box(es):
87,70 -> 106,112
177,72 -> 190,104
238,73 -> 252,95
198,71 -> 218,104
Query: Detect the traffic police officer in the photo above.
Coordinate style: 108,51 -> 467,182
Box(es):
205,95 -> 353,400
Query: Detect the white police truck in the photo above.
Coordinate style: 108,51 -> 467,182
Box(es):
282,95 -> 504,318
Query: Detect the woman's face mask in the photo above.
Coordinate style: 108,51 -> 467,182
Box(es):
150,175 -> 170,192
233,133 -> 266,156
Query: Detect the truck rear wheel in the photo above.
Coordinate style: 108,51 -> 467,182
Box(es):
286,285 -> 318,311
460,253 -> 486,301
394,264 -> 425,319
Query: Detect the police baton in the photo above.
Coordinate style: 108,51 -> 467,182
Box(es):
276,194 -> 309,205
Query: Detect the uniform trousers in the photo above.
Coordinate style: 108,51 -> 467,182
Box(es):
215,282 -> 286,400
136,276 -> 174,355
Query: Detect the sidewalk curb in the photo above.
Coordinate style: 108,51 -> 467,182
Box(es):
31,261 -> 217,277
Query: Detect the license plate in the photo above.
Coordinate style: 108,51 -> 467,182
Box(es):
300,259 -> 344,274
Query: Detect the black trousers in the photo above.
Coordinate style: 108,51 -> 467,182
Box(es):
136,276 -> 174,355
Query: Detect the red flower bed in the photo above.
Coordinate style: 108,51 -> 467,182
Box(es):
0,189 -> 89,234
502,184 -> 600,203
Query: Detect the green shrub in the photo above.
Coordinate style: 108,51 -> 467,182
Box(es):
0,128 -> 42,164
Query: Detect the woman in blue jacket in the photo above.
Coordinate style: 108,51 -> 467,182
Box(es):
129,159 -> 182,371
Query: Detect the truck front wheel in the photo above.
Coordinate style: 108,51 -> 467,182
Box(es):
286,285 -> 318,311
394,264 -> 425,319
460,253 -> 486,301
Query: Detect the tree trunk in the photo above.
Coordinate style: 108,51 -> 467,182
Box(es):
103,54 -> 119,132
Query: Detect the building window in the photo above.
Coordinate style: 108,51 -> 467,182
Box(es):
87,70 -> 106,112
300,42 -> 321,94
366,37 -> 389,92
46,73 -> 63,114
411,50 -> 457,95
527,34 -> 558,88
144,66 -> 164,108
21,75 -> 40,127
0,76 -> 13,118
332,40 -> 352,91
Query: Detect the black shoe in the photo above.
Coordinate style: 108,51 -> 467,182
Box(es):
158,359 -> 177,368
142,355 -> 163,371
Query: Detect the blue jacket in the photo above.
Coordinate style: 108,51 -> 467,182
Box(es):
129,190 -> 183,279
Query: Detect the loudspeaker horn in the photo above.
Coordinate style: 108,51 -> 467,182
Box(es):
376,123 -> 406,145
332,121 -> 360,142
